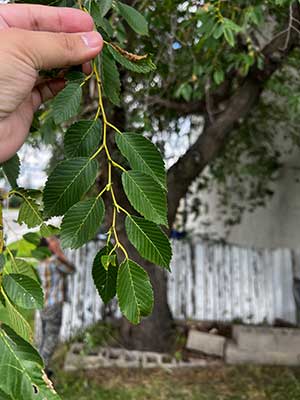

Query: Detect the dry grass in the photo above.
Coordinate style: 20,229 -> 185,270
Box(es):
54,365 -> 300,400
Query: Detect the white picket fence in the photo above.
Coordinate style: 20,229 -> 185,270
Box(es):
59,239 -> 297,340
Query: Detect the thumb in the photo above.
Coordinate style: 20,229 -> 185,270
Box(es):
11,28 -> 103,70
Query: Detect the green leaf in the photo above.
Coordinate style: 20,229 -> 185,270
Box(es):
31,247 -> 52,261
43,158 -> 98,218
213,69 -> 225,85
1,154 -> 20,189
122,171 -> 168,226
0,254 -> 6,272
40,224 -> 59,238
52,82 -> 82,124
117,2 -> 149,36
17,197 -> 42,229
107,44 -> 156,74
3,274 -> 44,310
101,254 -> 116,270
0,291 -> 32,342
64,120 -> 102,158
23,232 -> 41,246
101,47 -> 121,106
116,133 -> 166,189
0,388 -> 14,399
0,325 -> 61,400
99,0 -> 112,17
5,258 -> 39,283
61,197 -> 105,249
125,216 -> 172,270
92,245 -> 118,304
117,259 -> 153,324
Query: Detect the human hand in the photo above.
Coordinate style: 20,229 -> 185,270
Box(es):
0,4 -> 103,163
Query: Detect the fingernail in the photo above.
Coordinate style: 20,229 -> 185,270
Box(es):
81,31 -> 102,49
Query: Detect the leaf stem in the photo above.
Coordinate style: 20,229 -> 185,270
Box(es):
92,59 -> 129,260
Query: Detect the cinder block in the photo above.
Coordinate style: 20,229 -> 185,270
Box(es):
186,329 -> 225,357
232,325 -> 300,353
226,342 -> 300,366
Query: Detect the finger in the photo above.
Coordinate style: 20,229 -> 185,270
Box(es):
82,62 -> 92,75
31,79 -> 66,112
0,4 -> 94,32
5,28 -> 103,70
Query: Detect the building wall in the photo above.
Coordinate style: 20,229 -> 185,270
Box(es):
186,148 -> 300,250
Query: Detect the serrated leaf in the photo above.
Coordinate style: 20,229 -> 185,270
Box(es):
64,120 -> 101,158
0,325 -> 61,400
125,216 -> 172,270
92,245 -> 118,304
65,71 -> 85,83
117,2 -> 149,36
17,197 -> 42,229
122,171 -> 168,226
117,259 -> 153,324
5,258 -> 39,283
3,274 -> 44,310
52,82 -> 82,124
116,133 -> 166,189
1,154 -> 20,189
61,197 -> 105,249
0,291 -> 32,342
101,47 -> 121,106
43,158 -> 98,218
107,44 -> 156,74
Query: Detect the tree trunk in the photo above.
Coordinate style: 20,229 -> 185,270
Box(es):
119,227 -> 175,352
99,106 -> 176,352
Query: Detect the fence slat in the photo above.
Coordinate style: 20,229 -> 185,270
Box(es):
58,239 -> 297,340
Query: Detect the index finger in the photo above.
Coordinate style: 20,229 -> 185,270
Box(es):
0,4 -> 94,32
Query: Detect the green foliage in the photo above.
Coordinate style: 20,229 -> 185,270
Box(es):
52,83 -> 82,124
0,325 -> 61,399
117,2 -> 149,36
99,0 -> 113,17
17,196 -> 42,228
100,47 -> 121,106
64,120 -> 102,158
2,274 -> 43,310
122,171 -> 168,226
1,155 -> 20,189
125,216 -> 171,270
117,259 -> 153,324
92,245 -> 118,304
61,197 -> 105,249
43,158 -> 99,217
107,45 -> 156,74
116,133 -> 166,189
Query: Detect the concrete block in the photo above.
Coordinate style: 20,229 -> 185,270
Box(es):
232,325 -> 300,353
226,342 -> 300,366
186,329 -> 225,357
